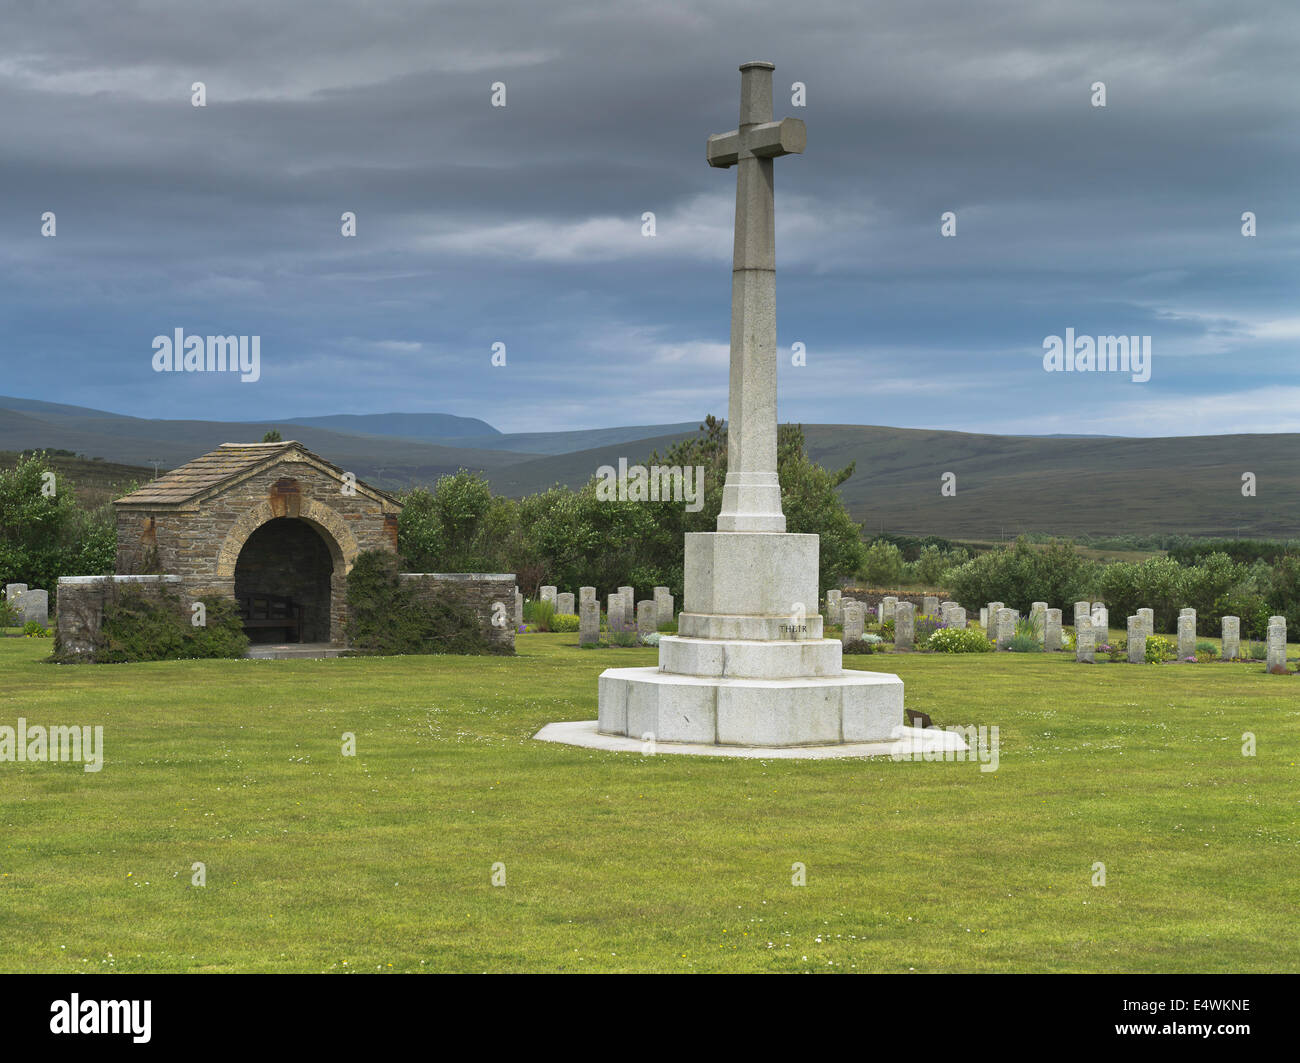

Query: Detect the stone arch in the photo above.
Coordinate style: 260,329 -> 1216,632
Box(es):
216,499 -> 360,644
215,498 -> 359,582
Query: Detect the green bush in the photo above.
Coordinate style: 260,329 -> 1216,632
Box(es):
843,638 -> 880,654
1007,633 -> 1043,653
1247,642 -> 1268,661
92,591 -> 249,663
22,620 -> 50,638
1145,635 -> 1176,663
345,550 -> 502,656
525,599 -> 556,632
1195,641 -> 1218,659
607,630 -> 639,648
0,598 -> 20,628
551,612 -> 579,632
927,627 -> 992,653
944,538 -> 1095,615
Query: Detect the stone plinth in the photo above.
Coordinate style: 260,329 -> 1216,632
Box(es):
598,667 -> 903,747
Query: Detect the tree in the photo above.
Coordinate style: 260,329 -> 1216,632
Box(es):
0,453 -> 115,592
860,540 -> 905,588
261,430 -> 282,443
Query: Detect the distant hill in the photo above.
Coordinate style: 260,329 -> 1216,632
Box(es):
3,396 -> 1297,539
280,412 -> 501,443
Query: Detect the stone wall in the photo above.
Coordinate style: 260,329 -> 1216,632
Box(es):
399,573 -> 517,653
55,575 -> 189,658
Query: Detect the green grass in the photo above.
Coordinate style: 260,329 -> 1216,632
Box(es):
1,633 -> 1297,973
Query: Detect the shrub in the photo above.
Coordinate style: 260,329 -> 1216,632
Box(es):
859,632 -> 883,644
880,618 -> 895,639
0,598 -> 19,629
550,612 -> 580,632
927,627 -> 992,653
1195,649 -> 1217,663
22,620 -> 50,638
524,599 -> 556,632
345,550 -> 500,656
640,632 -> 661,647
1007,634 -> 1043,653
1145,635 -> 1176,663
1247,642 -> 1268,661
608,630 -> 640,648
944,537 -> 1095,614
92,591 -> 248,663
1195,641 -> 1218,659
843,638 -> 880,654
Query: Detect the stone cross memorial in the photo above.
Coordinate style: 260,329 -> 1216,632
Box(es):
592,62 -> 933,751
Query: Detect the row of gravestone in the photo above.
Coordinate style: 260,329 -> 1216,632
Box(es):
827,590 -> 966,648
3,584 -> 49,627
532,585 -> 675,646
824,589 -> 1291,671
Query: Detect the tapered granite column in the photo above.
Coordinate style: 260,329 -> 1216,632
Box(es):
708,61 -> 805,533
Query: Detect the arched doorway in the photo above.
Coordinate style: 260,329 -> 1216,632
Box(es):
233,517 -> 337,643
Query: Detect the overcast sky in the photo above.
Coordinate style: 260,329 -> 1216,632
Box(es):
2,0 -> 1297,436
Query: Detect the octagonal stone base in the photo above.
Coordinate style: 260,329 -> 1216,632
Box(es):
597,666 -> 903,747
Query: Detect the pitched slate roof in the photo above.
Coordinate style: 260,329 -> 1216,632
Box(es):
114,442 -> 399,507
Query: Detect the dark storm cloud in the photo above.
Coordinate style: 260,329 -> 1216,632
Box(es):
0,0 -> 1296,433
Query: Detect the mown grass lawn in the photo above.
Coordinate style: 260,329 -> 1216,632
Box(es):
0,632 -> 1297,973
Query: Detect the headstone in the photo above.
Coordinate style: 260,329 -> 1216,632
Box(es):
1221,616 -> 1240,661
979,607 -> 988,628
1076,616 -> 1095,662
1091,603 -> 1108,637
1177,614 -> 1196,660
995,608 -> 1015,650
1266,616 -> 1287,674
1044,608 -> 1062,651
514,589 -> 523,627
922,595 -> 940,619
1073,600 -> 1091,628
556,592 -> 575,616
18,589 -> 47,627
5,584 -> 27,610
540,586 -> 557,608
607,593 -> 626,633
1127,615 -> 1145,663
947,606 -> 967,630
879,596 -> 898,624
894,601 -> 914,649
826,589 -> 842,624
653,587 -> 673,627
579,600 -> 600,646
1030,601 -> 1048,643
841,601 -> 864,644
1137,608 -> 1154,638
987,602 -> 1004,641
637,601 -> 657,636
579,586 -> 597,608
1180,607 -> 1195,617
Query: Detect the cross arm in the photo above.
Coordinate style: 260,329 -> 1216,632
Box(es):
706,116 -> 806,168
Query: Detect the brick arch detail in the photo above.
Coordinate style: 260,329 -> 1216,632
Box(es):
215,498 -> 359,582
